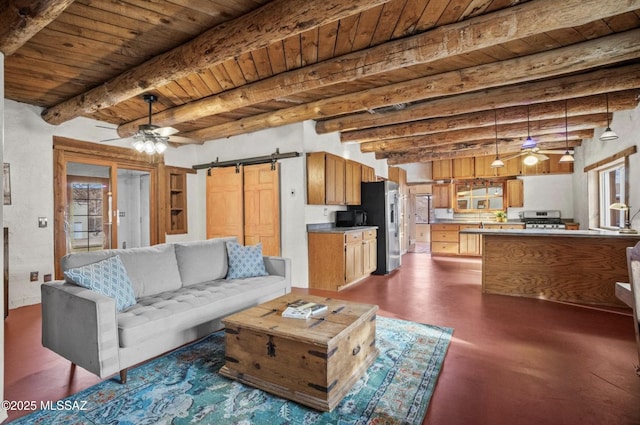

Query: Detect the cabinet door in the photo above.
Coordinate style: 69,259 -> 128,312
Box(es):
507,179 -> 524,208
548,155 -> 574,174
326,154 -> 346,205
432,184 -> 452,208
361,165 -> 376,182
475,155 -> 497,178
345,160 -> 362,205
432,159 -> 453,180
362,229 -> 377,274
345,241 -> 363,283
452,157 -> 475,179
498,156 -> 523,177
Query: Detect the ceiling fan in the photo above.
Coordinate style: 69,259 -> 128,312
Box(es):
502,147 -> 553,166
100,94 -> 198,154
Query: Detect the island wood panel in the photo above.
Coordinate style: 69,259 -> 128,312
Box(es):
482,234 -> 638,307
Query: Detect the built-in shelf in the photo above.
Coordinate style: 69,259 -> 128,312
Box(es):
167,172 -> 187,234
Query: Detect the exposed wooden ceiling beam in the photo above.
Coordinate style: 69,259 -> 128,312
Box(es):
340,91 -> 639,144
360,114 -> 608,154
319,64 -> 640,134
39,0 -> 391,125
383,136 -> 590,164
183,30 -> 640,142
0,0 -> 74,56
114,0 -> 637,137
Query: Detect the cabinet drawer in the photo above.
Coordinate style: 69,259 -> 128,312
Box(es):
431,242 -> 459,254
431,230 -> 459,242
363,229 -> 377,240
431,224 -> 459,231
344,232 -> 363,244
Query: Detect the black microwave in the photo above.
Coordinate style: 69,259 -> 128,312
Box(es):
336,210 -> 367,227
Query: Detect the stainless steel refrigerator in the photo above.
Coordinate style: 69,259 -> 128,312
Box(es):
353,181 -> 401,274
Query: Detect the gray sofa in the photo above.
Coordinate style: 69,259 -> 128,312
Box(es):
41,237 -> 291,383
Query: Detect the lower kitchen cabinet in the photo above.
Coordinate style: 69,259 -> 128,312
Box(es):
431,222 -> 525,256
308,228 -> 377,291
430,224 -> 459,254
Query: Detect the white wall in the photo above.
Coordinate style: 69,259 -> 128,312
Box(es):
572,103 -> 640,230
0,52 -> 7,424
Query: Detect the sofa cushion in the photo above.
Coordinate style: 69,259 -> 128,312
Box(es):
174,237 -> 235,286
61,244 -> 182,298
117,275 -> 288,347
225,241 -> 268,279
64,255 -> 136,311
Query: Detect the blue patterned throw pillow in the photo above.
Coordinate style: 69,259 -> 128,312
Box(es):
225,241 -> 268,279
63,255 -> 136,311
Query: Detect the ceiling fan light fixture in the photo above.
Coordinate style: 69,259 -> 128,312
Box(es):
523,154 -> 539,166
155,141 -> 168,154
132,139 -> 145,152
143,139 -> 156,154
599,93 -> 618,141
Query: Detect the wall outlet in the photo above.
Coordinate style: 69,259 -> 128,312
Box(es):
30,271 -> 39,282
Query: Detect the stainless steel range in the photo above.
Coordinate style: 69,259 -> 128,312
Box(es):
521,210 -> 566,229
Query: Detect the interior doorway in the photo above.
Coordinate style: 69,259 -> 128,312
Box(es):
53,137 -> 160,279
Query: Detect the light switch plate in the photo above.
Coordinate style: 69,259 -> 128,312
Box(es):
38,217 -> 48,228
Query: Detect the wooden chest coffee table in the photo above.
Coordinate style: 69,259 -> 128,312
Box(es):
219,293 -> 378,412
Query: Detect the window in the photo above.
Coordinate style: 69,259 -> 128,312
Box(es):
598,159 -> 625,229
455,181 -> 504,212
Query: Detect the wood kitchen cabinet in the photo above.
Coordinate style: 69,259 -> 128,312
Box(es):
452,157 -> 475,179
361,165 -> 376,182
308,228 -> 378,291
345,160 -> 362,205
432,183 -> 452,208
507,179 -> 524,208
430,223 -> 459,254
432,159 -> 453,180
307,152 -> 345,205
458,224 -> 481,256
474,155 -> 498,178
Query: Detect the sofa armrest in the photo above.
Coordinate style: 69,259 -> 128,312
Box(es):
263,256 -> 292,292
41,282 -> 120,378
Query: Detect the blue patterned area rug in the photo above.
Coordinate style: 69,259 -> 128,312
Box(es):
12,316 -> 452,425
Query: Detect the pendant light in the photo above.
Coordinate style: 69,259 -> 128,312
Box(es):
599,93 -> 618,141
521,104 -> 536,149
490,109 -> 504,168
559,100 -> 574,163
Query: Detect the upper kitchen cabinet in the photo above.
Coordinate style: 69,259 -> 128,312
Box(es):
498,157 -> 523,177
307,152 -> 345,205
361,165 -> 376,183
475,156 -> 498,178
452,157 -> 475,179
432,159 -> 453,180
432,183 -> 452,208
507,179 -> 524,208
345,160 -> 362,205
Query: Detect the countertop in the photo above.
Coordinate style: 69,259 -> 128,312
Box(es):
307,224 -> 378,234
432,220 -> 524,225
460,228 -> 640,238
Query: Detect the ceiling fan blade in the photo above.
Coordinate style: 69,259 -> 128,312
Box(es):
533,153 -> 549,161
154,126 -> 179,137
168,135 -> 202,145
99,136 -> 131,143
501,152 -> 523,161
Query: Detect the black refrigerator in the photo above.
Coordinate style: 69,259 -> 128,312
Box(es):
351,181 -> 401,274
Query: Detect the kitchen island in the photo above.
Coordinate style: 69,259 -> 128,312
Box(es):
461,228 -> 640,307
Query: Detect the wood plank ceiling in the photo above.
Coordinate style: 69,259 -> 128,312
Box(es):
2,0 -> 640,165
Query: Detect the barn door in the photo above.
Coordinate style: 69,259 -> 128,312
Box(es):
206,167 -> 244,242
205,163 -> 280,256
243,163 -> 280,256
